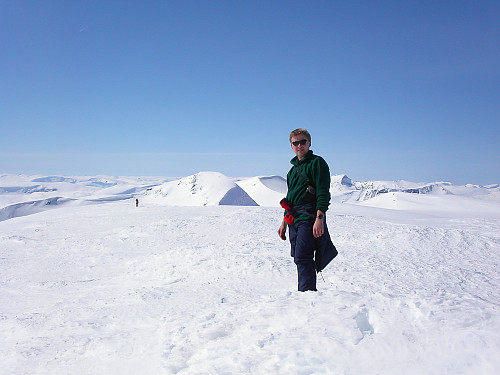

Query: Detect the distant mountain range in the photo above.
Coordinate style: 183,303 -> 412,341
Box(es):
142,172 -> 285,207
0,172 -> 498,221
143,171 -> 499,206
330,174 -> 499,203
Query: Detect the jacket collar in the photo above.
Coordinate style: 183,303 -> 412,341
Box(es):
290,150 -> 314,165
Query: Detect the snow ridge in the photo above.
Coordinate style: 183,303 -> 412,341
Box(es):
0,197 -> 74,222
142,172 -> 258,206
329,174 -> 498,203
0,172 -> 499,222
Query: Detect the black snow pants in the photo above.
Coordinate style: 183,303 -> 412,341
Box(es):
288,219 -> 317,292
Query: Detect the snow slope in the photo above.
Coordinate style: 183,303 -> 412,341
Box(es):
1,173 -> 499,374
0,174 -> 167,222
141,172 -> 258,206
235,175 -> 287,207
359,191 -> 500,218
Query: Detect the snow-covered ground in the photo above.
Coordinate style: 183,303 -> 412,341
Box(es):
1,173 -> 499,374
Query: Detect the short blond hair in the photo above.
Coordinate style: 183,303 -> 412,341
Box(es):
289,128 -> 311,143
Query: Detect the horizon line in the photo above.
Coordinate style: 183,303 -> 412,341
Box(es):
0,152 -> 290,157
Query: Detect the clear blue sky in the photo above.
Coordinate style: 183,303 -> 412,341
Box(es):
1,1 -> 499,184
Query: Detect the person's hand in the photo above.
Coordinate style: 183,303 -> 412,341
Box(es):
278,220 -> 287,240
313,218 -> 324,238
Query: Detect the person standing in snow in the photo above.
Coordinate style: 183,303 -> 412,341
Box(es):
278,128 -> 337,292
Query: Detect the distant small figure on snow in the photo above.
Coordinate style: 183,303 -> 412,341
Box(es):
135,199 -> 139,207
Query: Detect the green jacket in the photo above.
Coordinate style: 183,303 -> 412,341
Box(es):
286,150 -> 331,222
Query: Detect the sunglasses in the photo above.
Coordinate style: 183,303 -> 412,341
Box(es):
291,139 -> 308,146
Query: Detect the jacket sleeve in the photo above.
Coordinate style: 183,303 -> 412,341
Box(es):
312,157 -> 331,213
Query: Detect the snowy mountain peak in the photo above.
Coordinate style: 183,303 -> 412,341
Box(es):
331,174 -> 353,187
143,171 -> 258,206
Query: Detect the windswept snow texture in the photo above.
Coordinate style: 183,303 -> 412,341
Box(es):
0,173 -> 499,374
